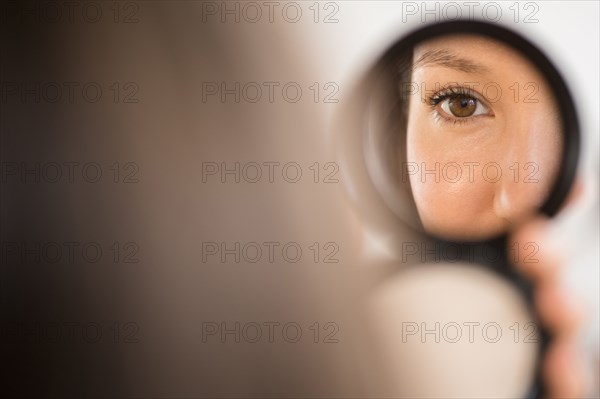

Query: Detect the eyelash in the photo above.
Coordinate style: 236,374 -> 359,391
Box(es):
426,85 -> 490,126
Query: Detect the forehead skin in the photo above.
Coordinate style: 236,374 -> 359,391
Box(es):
414,33 -> 508,64
415,33 -> 540,78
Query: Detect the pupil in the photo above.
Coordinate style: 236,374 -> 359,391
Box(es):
448,95 -> 477,117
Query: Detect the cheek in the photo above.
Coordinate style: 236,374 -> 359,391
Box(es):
405,114 -> 496,228
524,107 -> 563,199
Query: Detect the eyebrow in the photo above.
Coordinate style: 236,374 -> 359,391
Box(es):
412,49 -> 490,74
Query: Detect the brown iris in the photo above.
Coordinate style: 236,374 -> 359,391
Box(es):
448,95 -> 477,117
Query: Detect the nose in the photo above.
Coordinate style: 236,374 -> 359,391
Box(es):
492,106 -> 560,223
493,178 -> 530,223
492,169 -> 533,224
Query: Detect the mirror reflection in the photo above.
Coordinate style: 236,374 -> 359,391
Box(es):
368,33 -> 564,241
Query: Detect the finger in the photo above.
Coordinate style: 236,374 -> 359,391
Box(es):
535,275 -> 583,335
509,217 -> 563,282
509,175 -> 585,281
544,338 -> 587,398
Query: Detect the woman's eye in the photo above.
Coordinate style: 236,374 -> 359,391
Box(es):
439,94 -> 489,118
